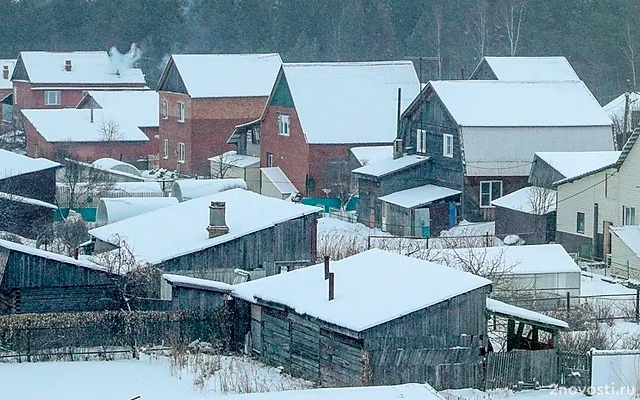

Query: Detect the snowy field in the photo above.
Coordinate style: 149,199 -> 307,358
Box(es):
1,354 -> 312,400
447,388 -> 637,400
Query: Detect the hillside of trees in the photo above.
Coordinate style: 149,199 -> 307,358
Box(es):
2,0 -> 639,103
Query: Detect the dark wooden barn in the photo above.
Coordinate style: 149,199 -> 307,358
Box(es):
232,249 -> 492,389
89,188 -> 321,283
0,238 -> 119,314
162,273 -> 232,313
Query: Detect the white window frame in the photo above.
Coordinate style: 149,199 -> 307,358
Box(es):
177,142 -> 185,163
267,152 -> 274,167
44,90 -> 61,106
163,139 -> 169,159
177,102 -> 185,123
479,180 -> 502,208
443,133 -> 454,158
278,114 -> 290,136
416,129 -> 427,153
623,206 -> 636,226
161,100 -> 169,119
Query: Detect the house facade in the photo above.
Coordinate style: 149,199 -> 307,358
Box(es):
11,51 -> 146,115
228,61 -> 420,197
156,53 -> 282,177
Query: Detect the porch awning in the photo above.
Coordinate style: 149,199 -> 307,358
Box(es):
487,298 -> 568,330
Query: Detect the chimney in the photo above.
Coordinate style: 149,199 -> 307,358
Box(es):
65,59 -> 72,72
328,272 -> 335,301
90,108 -> 94,123
324,256 -> 330,280
2,65 -> 8,80
207,201 -> 229,238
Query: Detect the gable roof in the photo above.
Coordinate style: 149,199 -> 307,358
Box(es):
0,59 -> 16,90
611,225 -> 640,257
0,149 -> 60,180
232,248 -> 491,332
471,56 -> 580,82
79,91 -> 159,128
602,91 -> 640,122
88,188 -> 321,265
13,51 -> 145,85
282,61 -> 420,144
535,151 -> 621,185
431,244 -> 581,275
426,80 -> 611,127
163,53 -> 282,98
21,108 -> 149,143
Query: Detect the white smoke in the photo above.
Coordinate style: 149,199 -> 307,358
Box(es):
108,43 -> 142,76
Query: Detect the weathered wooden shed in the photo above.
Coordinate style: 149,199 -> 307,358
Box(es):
161,273 -> 232,313
232,249 -> 492,389
0,238 -> 119,314
89,188 -> 321,282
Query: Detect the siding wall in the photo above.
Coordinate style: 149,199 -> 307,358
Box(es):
610,234 -> 640,279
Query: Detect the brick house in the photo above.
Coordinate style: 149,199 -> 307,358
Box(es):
11,51 -> 146,116
156,53 -> 282,177
227,61 -> 420,197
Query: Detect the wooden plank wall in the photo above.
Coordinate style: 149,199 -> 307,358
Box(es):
486,349 -> 559,389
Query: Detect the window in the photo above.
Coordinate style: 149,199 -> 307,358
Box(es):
267,152 -> 274,167
479,180 -> 502,208
252,126 -> 260,144
163,139 -> 169,159
278,114 -> 290,136
161,100 -> 168,119
623,206 -> 636,225
416,129 -> 427,153
44,90 -> 61,106
577,212 -> 586,234
177,102 -> 185,123
443,133 -> 454,158
177,142 -> 185,163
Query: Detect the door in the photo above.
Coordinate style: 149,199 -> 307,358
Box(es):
449,202 -> 457,228
414,207 -> 431,238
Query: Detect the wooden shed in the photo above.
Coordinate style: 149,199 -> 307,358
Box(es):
232,249 -> 492,389
0,238 -> 119,314
161,273 -> 232,313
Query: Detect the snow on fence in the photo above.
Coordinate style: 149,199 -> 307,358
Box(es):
324,208 -> 357,223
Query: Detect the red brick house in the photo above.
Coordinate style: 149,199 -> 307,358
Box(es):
11,51 -> 146,115
227,62 -> 420,197
156,53 -> 282,177
0,59 -> 16,124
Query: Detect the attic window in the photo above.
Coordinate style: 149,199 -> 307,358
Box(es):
44,91 -> 61,106
278,114 -> 290,136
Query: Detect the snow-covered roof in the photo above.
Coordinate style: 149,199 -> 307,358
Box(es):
0,192 -> 57,209
81,91 -> 159,127
491,186 -> 556,215
170,178 -> 247,202
432,244 -> 581,275
283,62 -> 420,144
88,188 -> 321,265
21,109 -> 149,142
96,197 -> 179,225
474,56 -> 580,82
352,155 -> 428,178
0,149 -> 60,180
261,167 -> 297,195
350,146 -> 393,166
603,91 -> 640,121
15,51 -> 145,84
208,151 -> 260,168
162,273 -> 233,293
0,59 -> 16,90
168,53 -> 282,98
535,151 -> 621,184
232,248 -> 490,332
223,383 -> 444,400
0,238 -> 111,273
486,298 -> 568,329
611,226 -> 640,257
91,158 -> 141,177
378,184 -> 461,209
111,181 -> 163,194
428,80 -> 612,127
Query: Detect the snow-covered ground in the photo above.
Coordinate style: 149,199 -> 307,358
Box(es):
1,353 -> 312,399
446,387 -> 637,400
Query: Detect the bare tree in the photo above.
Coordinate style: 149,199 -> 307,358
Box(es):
432,3 -> 443,79
500,0 -> 525,56
323,159 -> 356,209
527,185 -> 556,216
622,24 -> 637,90
210,152 -> 239,179
99,119 -> 122,142
53,210 -> 89,256
55,152 -> 116,211
471,0 -> 490,59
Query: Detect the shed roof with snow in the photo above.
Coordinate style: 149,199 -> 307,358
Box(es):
0,149 -> 60,180
350,146 -> 393,167
490,186 -> 556,215
208,151 -> 260,168
96,197 -> 179,226
282,61 -> 420,144
160,53 -> 282,98
13,51 -> 145,85
378,184 -> 461,209
534,151 -> 621,185
79,90 -> 159,128
21,108 -> 149,142
610,225 -> 640,257
603,91 -> 640,121
88,188 -> 321,265
470,56 -> 580,82
170,178 -> 247,202
260,167 -> 297,196
486,298 -> 568,330
352,155 -> 428,179
232,248 -> 491,332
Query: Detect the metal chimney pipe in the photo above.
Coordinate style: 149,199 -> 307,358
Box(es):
65,59 -> 72,72
328,272 -> 335,301
324,256 -> 329,280
2,65 -> 9,80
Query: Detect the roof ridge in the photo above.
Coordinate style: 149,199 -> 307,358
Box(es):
284,60 -> 413,67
